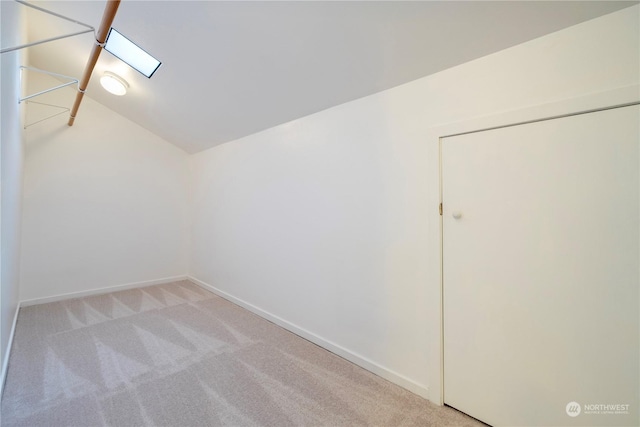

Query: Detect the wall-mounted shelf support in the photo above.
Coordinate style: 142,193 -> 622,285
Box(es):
23,101 -> 70,129
19,66 -> 78,128
19,66 -> 79,103
0,0 -> 95,54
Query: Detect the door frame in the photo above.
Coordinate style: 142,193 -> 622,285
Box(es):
423,84 -> 640,406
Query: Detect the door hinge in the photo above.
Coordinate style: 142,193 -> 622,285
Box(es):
439,203 -> 443,216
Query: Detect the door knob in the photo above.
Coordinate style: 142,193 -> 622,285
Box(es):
452,211 -> 462,219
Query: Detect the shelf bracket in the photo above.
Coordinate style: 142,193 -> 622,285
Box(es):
1,0 -> 95,54
19,66 -> 79,103
23,101 -> 70,129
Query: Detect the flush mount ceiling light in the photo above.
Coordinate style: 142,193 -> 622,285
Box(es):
100,71 -> 128,96
104,28 -> 161,78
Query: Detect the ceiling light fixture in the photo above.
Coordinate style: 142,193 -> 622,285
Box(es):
100,71 -> 128,96
104,28 -> 161,78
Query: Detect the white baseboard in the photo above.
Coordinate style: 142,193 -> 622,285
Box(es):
1,302 -> 20,398
20,275 -> 188,307
187,275 -> 430,400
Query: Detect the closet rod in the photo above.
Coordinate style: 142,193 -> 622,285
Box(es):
68,0 -> 120,126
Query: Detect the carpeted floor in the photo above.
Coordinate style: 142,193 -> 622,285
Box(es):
1,280 -> 483,426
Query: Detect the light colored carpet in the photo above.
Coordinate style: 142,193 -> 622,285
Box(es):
1,281 -> 483,426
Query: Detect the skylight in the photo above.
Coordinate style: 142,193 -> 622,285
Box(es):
104,28 -> 161,78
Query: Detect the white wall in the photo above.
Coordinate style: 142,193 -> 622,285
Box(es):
19,73 -> 190,302
1,0 -> 26,389
190,6 -> 639,402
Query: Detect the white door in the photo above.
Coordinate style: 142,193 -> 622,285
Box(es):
442,105 -> 639,427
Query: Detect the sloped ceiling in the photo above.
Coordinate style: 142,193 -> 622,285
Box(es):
17,1 -> 638,153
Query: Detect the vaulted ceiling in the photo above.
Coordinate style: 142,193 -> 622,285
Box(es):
19,1 -> 638,153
